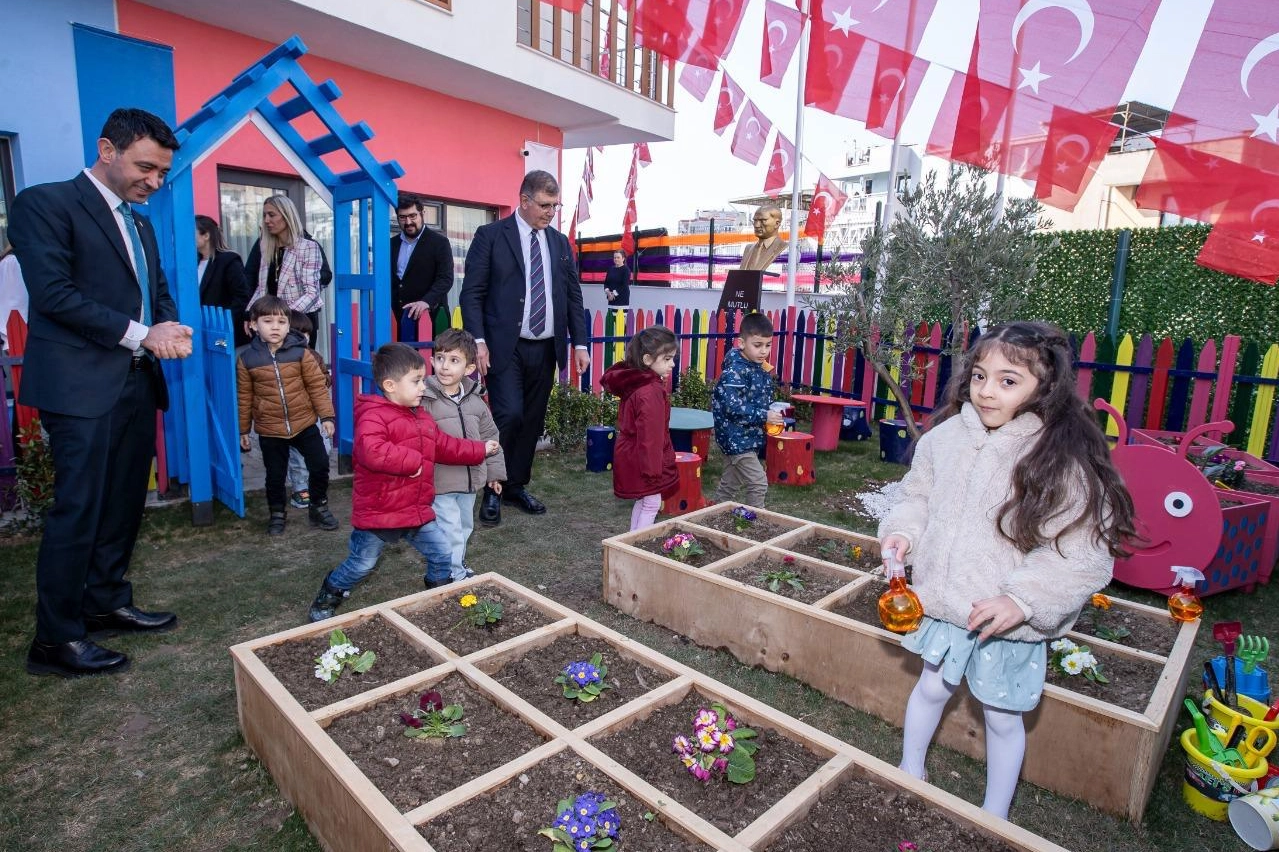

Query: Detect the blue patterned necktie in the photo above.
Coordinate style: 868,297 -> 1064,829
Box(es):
118,202 -> 152,325
528,229 -> 547,336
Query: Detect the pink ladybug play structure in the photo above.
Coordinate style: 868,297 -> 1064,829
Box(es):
1095,399 -> 1270,596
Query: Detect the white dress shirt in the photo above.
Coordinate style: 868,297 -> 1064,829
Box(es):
82,168 -> 149,350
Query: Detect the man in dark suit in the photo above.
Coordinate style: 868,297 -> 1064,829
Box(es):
461,170 -> 589,526
10,108 -> 194,678
392,192 -> 455,338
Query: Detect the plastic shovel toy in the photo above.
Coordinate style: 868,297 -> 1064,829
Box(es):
1205,660 -> 1228,706
1215,621 -> 1244,707
1185,699 -> 1230,762
1240,635 -> 1270,674
1240,725 -> 1278,765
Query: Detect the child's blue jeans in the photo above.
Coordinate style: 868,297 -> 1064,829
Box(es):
328,524 -> 452,590
431,491 -> 477,581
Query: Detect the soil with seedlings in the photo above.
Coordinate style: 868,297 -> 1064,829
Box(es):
255,617 -> 437,710
403,585 -> 556,656
719,556 -> 855,605
1072,603 -> 1181,657
632,529 -> 733,568
693,510 -> 798,543
788,534 -> 881,571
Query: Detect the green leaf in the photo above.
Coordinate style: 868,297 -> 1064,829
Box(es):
442,704 -> 464,720
590,652 -> 604,667
584,684 -> 601,695
578,693 -> 597,703
447,723 -> 468,737
726,748 -> 756,784
351,651 -> 376,673
599,800 -> 617,810
595,840 -> 614,849
329,628 -> 348,647
732,727 -> 758,740
556,798 -> 573,816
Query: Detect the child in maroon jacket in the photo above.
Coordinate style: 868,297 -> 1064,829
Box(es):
600,326 -> 680,531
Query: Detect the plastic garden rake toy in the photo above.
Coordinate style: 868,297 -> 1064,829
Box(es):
1239,635 -> 1270,674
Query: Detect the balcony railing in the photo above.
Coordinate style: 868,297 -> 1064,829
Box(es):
516,0 -> 675,108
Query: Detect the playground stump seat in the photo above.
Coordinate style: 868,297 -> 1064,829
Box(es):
767,431 -> 815,486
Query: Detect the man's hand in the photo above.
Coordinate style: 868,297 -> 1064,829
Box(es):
968,595 -> 1026,641
404,300 -> 431,320
240,435 -> 251,452
487,480 -> 503,494
476,341 -> 491,376
484,439 -> 501,457
321,420 -> 335,439
574,348 -> 591,375
143,321 -> 194,359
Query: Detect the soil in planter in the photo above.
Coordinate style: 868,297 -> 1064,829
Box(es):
324,672 -> 546,812
787,534 -> 881,572
1072,603 -> 1179,657
1238,479 -> 1279,497
255,617 -> 437,710
1046,646 -> 1164,713
828,575 -> 916,628
403,585 -> 556,656
695,510 -> 796,543
719,556 -> 853,605
589,692 -> 826,836
763,773 -> 1017,852
419,747 -> 713,852
489,633 -> 674,729
632,529 -> 733,568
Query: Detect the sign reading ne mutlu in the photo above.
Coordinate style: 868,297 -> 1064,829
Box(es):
718,269 -> 763,313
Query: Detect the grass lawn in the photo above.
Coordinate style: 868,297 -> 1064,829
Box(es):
0,428 -> 1270,851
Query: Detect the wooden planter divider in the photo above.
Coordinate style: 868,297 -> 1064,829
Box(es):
231,572 -> 1070,851
602,502 -> 1202,823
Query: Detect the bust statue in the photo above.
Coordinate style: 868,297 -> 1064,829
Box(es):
738,205 -> 786,271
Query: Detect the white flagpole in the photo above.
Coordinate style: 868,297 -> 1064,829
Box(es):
785,0 -> 812,308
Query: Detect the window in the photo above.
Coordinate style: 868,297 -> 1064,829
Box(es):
0,137 -> 15,251
216,168 -> 308,261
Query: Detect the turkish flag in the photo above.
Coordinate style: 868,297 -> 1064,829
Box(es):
730,101 -> 773,165
809,0 -> 939,55
1034,107 -> 1120,211
764,133 -> 796,196
926,32 -> 1012,168
636,142 -> 653,167
803,173 -> 848,240
634,0 -> 749,69
1198,228 -> 1279,285
714,71 -> 745,135
1167,3 -> 1279,172
1190,163 -> 1279,283
542,0 -> 586,11
577,183 -> 592,223
678,63 -> 716,102
761,1 -> 805,89
1134,137 -> 1236,223
621,195 -> 637,255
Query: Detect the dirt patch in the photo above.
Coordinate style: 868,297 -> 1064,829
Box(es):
693,510 -> 798,543
788,534 -> 881,571
1238,479 -> 1279,497
403,585 -> 556,656
719,556 -> 854,605
631,528 -> 734,568
255,617 -> 437,710
589,691 -> 827,836
419,747 -> 712,851
829,579 -> 893,628
763,773 -> 1017,852
488,633 -> 675,730
1046,646 -> 1164,713
1072,604 -> 1180,657
323,672 -> 546,812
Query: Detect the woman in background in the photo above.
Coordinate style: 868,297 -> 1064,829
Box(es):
245,195 -> 324,345
196,215 -> 251,347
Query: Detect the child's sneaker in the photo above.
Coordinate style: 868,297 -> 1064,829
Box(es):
309,580 -> 350,622
267,510 -> 287,536
290,490 -> 311,509
309,502 -> 339,531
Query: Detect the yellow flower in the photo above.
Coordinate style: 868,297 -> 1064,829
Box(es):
459,594 -> 478,608
852,545 -> 863,559
1091,593 -> 1111,610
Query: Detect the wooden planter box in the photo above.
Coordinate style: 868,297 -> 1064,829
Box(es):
602,503 -> 1201,823
231,573 -> 1070,852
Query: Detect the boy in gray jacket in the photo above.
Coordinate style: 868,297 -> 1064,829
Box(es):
423,329 -> 507,581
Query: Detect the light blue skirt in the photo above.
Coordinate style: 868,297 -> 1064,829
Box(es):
901,616 -> 1047,712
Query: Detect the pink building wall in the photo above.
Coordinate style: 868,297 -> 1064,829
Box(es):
117,0 -> 562,220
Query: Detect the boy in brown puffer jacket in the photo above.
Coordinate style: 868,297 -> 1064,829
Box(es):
238,295 -> 338,535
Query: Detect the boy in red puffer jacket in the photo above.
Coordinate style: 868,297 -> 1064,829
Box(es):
308,343 -> 499,621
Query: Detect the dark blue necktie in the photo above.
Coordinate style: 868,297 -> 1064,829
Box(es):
528,230 -> 547,336
118,202 -> 152,325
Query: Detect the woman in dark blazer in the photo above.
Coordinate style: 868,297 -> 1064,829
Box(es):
196,215 -> 252,346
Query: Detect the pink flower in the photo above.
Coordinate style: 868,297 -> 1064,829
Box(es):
713,757 -> 728,772
725,717 -> 737,732
691,764 -> 711,781
1235,460 -> 1247,471
672,735 -> 691,754
718,733 -> 735,753
898,843 -> 918,852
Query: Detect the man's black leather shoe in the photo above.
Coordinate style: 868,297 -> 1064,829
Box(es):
84,605 -> 178,637
479,489 -> 502,527
503,488 -> 547,515
27,639 -> 129,678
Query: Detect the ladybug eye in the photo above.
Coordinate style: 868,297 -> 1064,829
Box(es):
1164,492 -> 1193,518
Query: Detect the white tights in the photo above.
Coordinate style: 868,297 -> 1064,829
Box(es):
629,494 -> 662,531
898,661 -> 1026,820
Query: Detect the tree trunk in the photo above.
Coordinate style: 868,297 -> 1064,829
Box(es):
860,343 -> 923,442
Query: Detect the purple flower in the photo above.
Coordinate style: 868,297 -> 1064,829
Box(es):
399,712 -> 423,729
420,691 -> 443,712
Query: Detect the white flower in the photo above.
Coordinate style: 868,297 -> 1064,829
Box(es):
1077,652 -> 1097,670
1061,653 -> 1085,675
1050,638 -> 1077,653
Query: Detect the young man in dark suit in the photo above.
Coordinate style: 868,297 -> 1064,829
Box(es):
9,108 -> 194,678
460,170 -> 590,526
392,192 -> 455,338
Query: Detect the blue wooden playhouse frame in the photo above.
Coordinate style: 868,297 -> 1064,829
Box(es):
147,37 -> 402,523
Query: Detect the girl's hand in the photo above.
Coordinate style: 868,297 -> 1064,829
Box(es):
967,595 -> 1025,641
880,534 -> 911,563
487,480 -> 503,494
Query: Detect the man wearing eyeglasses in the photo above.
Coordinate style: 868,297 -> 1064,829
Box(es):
461,170 -> 590,527
392,192 -> 455,339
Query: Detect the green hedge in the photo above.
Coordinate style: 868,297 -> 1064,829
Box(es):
1024,225 -> 1279,341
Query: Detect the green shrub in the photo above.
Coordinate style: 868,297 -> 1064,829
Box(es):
3,421 -> 55,536
671,369 -> 711,410
543,383 -> 617,451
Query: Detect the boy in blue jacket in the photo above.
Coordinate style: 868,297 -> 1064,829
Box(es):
712,312 -> 782,507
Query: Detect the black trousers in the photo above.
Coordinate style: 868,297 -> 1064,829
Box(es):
259,424 -> 329,510
486,337 -> 555,489
35,369 -> 157,644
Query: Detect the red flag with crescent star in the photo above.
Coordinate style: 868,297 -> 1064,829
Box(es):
621,145 -> 640,255
714,71 -> 745,135
1165,3 -> 1279,174
636,142 -> 653,167
764,133 -> 796,196
761,0 -> 805,88
634,0 -> 750,69
540,0 -> 587,11
1134,137 -> 1235,223
679,63 -> 716,102
729,100 -> 773,165
1197,162 -> 1279,283
1033,106 -> 1120,211
926,31 -> 1013,168
803,173 -> 848,240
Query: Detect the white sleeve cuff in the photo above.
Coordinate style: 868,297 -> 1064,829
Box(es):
121,320 -> 148,351
1006,593 -> 1034,621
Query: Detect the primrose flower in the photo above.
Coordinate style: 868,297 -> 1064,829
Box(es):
718,733 -> 735,753
852,545 -> 863,559
695,708 -> 718,728
459,593 -> 478,608
1061,653 -> 1085,675
1091,593 -> 1111,610
698,728 -> 717,751
673,735 -> 692,754
899,843 -> 919,852
597,810 -> 620,837
1235,460 -> 1247,471
575,798 -> 599,819
1050,638 -> 1077,653
691,764 -> 711,781
681,753 -> 697,769
575,839 -> 592,852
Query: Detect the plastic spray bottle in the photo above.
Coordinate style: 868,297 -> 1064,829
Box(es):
1167,565 -> 1205,623
878,547 -> 924,633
